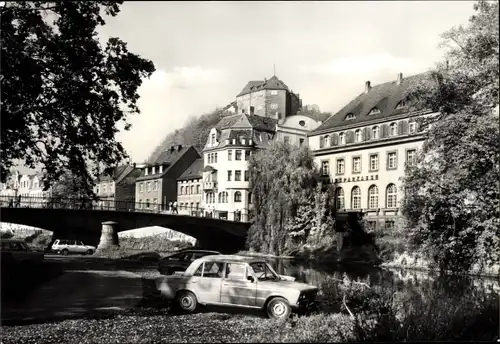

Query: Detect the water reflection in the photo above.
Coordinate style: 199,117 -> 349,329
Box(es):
263,257 -> 499,304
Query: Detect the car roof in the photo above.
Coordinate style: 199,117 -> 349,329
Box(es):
177,249 -> 221,254
198,254 -> 266,264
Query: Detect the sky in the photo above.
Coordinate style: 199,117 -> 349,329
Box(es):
16,0 -> 477,173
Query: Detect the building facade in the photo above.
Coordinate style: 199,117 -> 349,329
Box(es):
135,145 -> 200,211
235,75 -> 302,119
307,72 -> 435,230
176,158 -> 203,216
198,75 -> 320,222
94,164 -> 142,210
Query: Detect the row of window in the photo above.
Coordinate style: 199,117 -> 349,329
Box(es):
96,182 -> 114,194
227,170 -> 250,182
207,150 -> 251,164
205,191 -> 252,204
144,165 -> 163,176
283,136 -> 306,146
320,120 -> 417,148
138,180 -> 159,193
179,184 -> 201,195
335,184 -> 398,210
321,149 -> 416,176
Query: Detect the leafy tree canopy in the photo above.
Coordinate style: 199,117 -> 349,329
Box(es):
0,1 -> 155,196
246,141 -> 334,255
402,0 -> 499,272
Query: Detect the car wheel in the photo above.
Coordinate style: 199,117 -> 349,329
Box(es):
175,291 -> 197,313
61,249 -> 69,256
86,249 -> 94,255
266,297 -> 292,319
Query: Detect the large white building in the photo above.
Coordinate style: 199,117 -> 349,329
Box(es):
307,72 -> 435,230
199,76 -> 321,222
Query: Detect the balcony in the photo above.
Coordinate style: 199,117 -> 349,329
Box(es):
203,181 -> 218,191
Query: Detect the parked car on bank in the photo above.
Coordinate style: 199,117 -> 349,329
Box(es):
158,249 -> 221,275
51,239 -> 96,255
155,254 -> 319,318
1,239 -> 45,264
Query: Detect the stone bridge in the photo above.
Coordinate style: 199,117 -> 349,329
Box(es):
0,206 -> 250,254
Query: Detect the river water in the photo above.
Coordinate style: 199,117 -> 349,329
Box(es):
264,257 -> 499,338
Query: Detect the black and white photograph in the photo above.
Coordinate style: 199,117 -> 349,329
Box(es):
0,1 -> 499,343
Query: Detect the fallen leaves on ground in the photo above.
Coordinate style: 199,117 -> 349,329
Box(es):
1,310 -> 268,344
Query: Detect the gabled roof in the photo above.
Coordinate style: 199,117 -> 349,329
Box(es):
96,164 -> 137,184
178,158 -> 204,181
237,75 -> 290,97
215,113 -> 277,132
155,146 -> 191,165
310,72 -> 430,134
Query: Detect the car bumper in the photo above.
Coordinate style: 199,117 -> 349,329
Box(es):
293,300 -> 319,313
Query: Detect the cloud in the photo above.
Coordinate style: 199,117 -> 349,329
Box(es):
145,66 -> 226,90
117,66 -> 229,162
299,53 -> 426,76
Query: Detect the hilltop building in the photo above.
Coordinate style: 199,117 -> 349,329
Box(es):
307,72 -> 436,230
198,75 -> 320,221
235,75 -> 302,119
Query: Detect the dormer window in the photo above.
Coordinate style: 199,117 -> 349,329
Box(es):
211,133 -> 216,145
368,108 -> 381,115
345,113 -> 355,120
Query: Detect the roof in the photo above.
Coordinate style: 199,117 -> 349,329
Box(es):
237,75 -> 290,97
155,146 -> 191,165
215,113 -> 277,132
198,254 -> 266,264
96,164 -> 136,184
310,72 -> 429,134
177,158 -> 204,181
136,146 -> 198,182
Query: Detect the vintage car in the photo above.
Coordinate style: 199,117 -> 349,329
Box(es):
155,254 -> 319,318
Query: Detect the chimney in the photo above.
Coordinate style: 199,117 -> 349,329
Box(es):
365,81 -> 371,93
177,145 -> 183,151
133,163 -> 136,169
397,72 -> 403,85
170,146 -> 175,152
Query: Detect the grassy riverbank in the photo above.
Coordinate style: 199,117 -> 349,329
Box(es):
3,276 -> 497,343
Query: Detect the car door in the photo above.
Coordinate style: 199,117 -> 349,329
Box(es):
193,261 -> 224,304
220,262 -> 257,307
76,241 -> 86,253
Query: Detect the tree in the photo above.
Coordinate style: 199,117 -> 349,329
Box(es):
246,141 -> 334,255
401,0 -> 499,272
0,1 -> 155,197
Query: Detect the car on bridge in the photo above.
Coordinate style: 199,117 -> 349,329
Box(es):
51,239 -> 96,256
155,254 -> 319,319
1,239 -> 45,264
158,249 -> 221,275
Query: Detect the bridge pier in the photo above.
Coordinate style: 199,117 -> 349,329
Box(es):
96,221 -> 120,252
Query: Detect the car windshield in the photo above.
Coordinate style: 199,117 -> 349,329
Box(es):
249,262 -> 280,281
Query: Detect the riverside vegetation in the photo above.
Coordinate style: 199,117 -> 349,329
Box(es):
246,0 -> 500,278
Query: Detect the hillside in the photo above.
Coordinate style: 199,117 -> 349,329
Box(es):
147,105 -> 332,163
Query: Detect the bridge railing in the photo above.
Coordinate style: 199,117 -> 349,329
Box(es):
0,196 -> 252,223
